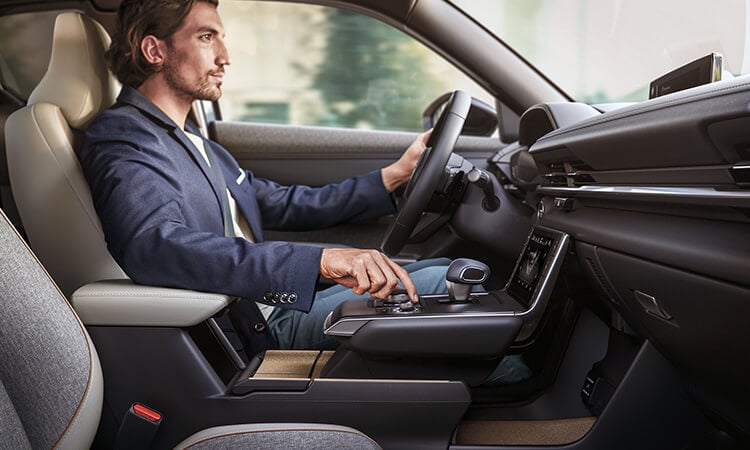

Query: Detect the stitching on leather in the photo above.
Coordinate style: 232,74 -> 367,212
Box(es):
74,291 -> 230,301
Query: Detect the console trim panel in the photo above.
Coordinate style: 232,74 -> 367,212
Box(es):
324,227 -> 570,343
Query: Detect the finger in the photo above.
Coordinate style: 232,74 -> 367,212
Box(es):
365,262 -> 388,297
351,255 -> 371,295
368,253 -> 400,299
385,257 -> 418,302
332,275 -> 358,290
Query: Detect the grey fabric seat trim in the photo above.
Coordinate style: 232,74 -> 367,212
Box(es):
0,210 -> 102,449
175,423 -> 382,449
0,376 -> 32,450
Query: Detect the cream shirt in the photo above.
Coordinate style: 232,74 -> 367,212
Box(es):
185,132 -> 275,319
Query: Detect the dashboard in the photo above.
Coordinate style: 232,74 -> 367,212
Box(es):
496,73 -> 750,438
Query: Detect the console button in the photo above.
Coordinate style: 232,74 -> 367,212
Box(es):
398,301 -> 415,312
389,293 -> 410,303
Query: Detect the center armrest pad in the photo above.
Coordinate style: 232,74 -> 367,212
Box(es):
72,279 -> 235,327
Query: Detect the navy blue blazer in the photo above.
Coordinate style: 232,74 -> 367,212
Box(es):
80,87 -> 396,314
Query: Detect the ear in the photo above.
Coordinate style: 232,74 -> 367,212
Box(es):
141,35 -> 167,67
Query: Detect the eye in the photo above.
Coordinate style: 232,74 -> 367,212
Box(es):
199,33 -> 212,42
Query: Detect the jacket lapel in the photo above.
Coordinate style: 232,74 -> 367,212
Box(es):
172,128 -> 230,226
117,87 -> 267,242
117,87 -> 231,234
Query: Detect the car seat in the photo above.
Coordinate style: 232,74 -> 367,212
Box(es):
5,11 -> 128,298
0,207 -> 379,449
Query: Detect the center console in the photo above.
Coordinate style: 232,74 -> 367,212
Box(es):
75,225 -> 570,448
320,225 -> 569,385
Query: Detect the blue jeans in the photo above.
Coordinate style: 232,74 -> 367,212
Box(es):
266,257 -> 530,385
267,258 -> 451,350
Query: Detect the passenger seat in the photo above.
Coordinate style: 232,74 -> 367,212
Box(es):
0,207 -> 380,449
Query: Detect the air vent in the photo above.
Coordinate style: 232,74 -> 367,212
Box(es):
542,160 -> 595,187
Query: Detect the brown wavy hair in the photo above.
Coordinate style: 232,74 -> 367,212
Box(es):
106,0 -> 219,87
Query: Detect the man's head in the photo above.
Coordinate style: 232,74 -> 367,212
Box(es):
107,0 -> 229,101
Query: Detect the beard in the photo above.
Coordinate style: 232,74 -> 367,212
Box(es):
162,49 -> 223,102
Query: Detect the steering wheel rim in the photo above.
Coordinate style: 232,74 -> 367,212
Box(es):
380,90 -> 471,256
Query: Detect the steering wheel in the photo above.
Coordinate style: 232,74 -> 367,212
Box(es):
380,90 -> 471,255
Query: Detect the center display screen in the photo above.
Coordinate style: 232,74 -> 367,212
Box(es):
506,232 -> 555,307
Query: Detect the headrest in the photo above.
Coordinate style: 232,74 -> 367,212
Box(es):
28,12 -> 120,130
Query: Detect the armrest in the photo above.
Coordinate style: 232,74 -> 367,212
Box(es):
72,279 -> 235,327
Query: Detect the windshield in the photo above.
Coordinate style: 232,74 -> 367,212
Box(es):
452,0 -> 750,103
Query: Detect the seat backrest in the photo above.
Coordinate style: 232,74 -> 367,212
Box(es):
5,11 -> 127,298
0,208 -> 103,449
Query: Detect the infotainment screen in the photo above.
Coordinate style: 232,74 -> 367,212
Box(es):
506,232 -> 556,307
649,53 -> 722,99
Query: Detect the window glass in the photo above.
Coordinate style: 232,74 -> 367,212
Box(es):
218,2 -> 494,132
452,0 -> 749,103
0,11 -> 58,99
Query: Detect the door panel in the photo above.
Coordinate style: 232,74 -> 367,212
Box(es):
209,121 -> 505,255
210,121 -> 502,186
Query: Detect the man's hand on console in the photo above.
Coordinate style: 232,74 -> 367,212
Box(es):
320,248 -> 418,302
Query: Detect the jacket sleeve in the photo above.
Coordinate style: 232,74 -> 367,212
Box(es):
249,169 -> 397,231
80,116 -> 322,312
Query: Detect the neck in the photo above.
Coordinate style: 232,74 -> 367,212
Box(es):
137,76 -> 193,129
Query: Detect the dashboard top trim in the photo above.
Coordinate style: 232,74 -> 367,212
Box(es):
539,185 -> 750,207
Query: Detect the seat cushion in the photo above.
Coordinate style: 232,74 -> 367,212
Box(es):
175,423 -> 381,449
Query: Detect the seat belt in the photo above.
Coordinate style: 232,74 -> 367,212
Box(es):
113,403 -> 162,450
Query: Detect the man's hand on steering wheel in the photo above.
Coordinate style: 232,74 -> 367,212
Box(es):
380,90 -> 472,256
381,129 -> 433,192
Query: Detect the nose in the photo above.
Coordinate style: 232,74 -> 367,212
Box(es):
216,36 -> 231,66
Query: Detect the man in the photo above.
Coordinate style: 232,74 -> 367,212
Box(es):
80,0 -> 450,356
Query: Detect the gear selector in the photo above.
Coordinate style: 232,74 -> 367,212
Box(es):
445,258 -> 489,302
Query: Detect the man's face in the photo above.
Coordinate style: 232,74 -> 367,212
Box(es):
162,1 -> 230,102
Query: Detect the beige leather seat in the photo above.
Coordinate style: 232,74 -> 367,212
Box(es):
1,11 -> 381,449
5,11 -> 127,298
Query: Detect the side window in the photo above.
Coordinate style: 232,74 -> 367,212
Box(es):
218,2 -> 494,132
